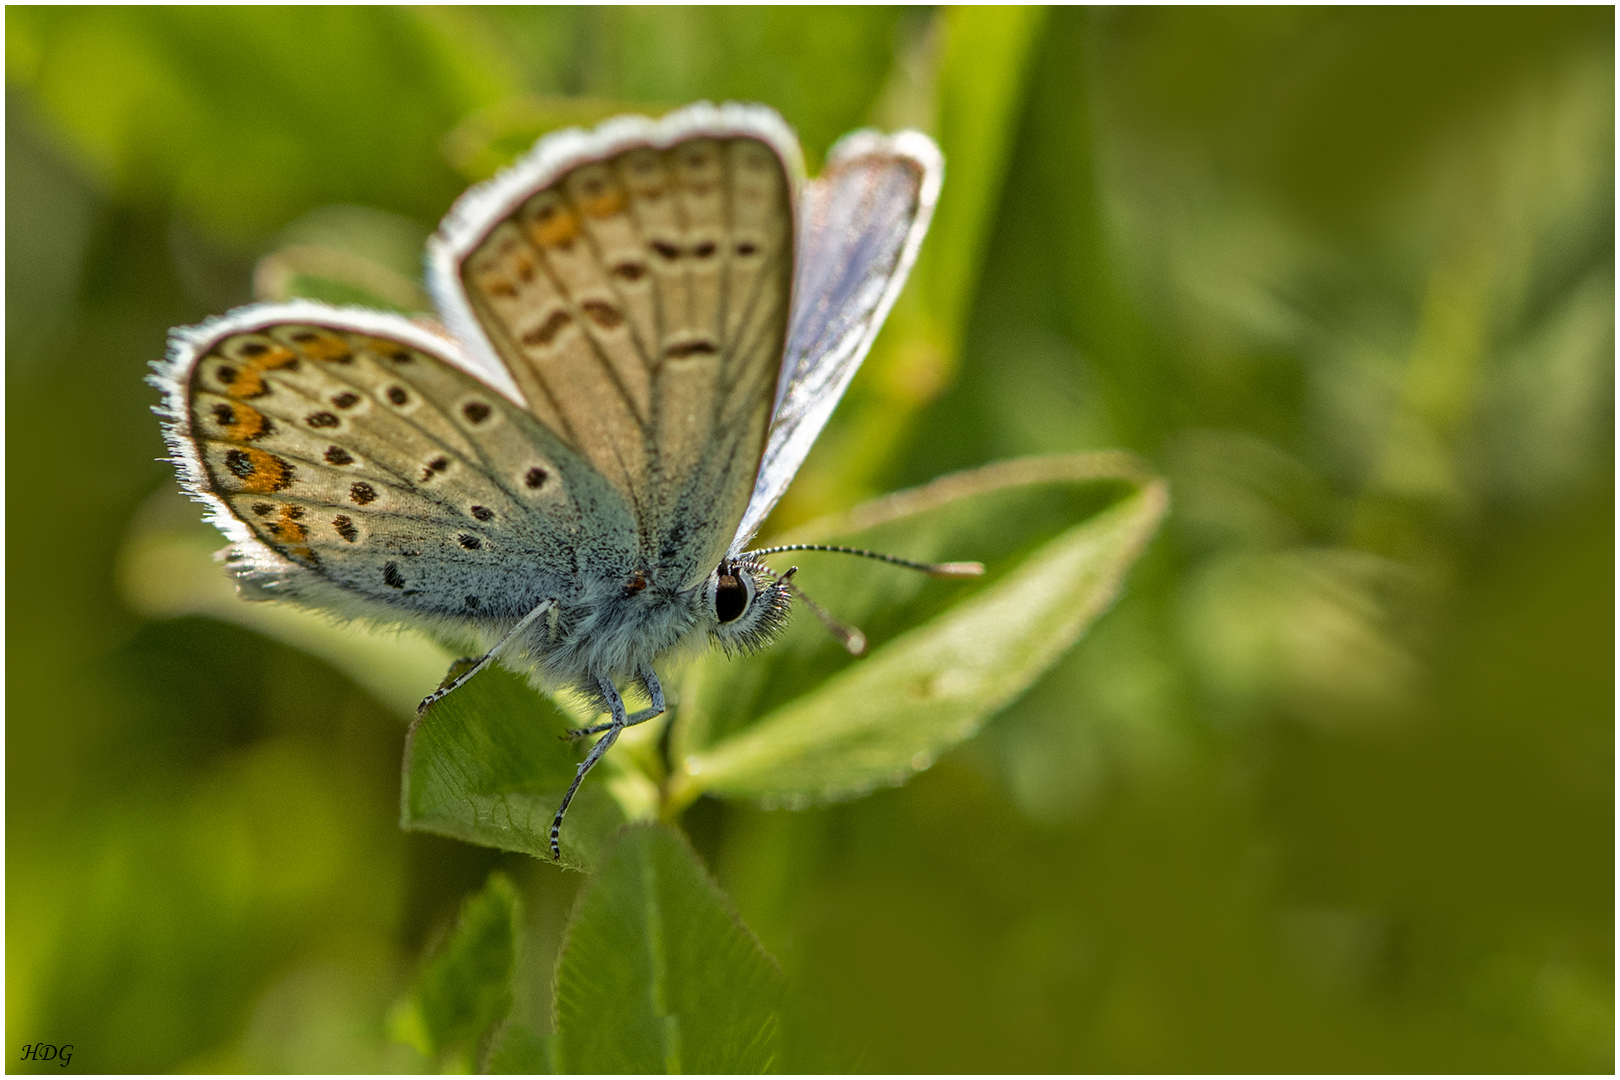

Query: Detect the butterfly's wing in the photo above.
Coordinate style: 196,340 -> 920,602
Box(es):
150,301 -> 635,634
427,103 -> 802,591
730,129 -> 943,550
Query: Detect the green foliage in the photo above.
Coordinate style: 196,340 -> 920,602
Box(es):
554,825 -> 785,1073
402,667 -> 637,870
671,456 -> 1165,806
484,1019 -> 554,1075
388,829 -> 788,1074
807,7 -> 1047,511
403,454 -> 1164,871
390,872 -> 518,1072
7,6 -> 1611,1075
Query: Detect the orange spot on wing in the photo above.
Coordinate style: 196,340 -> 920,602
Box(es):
218,402 -> 272,441
252,343 -> 300,369
216,365 -> 268,399
230,336 -> 298,369
287,545 -> 320,567
224,447 -> 295,493
287,329 -> 352,362
529,210 -> 580,249
209,334 -> 305,398
579,189 -> 626,218
356,336 -> 412,363
263,503 -> 308,543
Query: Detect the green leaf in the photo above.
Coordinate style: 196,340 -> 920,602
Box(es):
389,871 -> 518,1073
402,456 -> 1164,863
484,1020 -> 555,1074
401,667 -> 658,869
553,824 -> 785,1074
669,453 -> 1167,807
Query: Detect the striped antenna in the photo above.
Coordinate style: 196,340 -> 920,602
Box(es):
749,543 -> 984,579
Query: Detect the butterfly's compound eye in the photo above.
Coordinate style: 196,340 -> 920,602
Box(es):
713,565 -> 753,623
706,559 -> 792,654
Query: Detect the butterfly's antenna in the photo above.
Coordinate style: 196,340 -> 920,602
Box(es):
750,543 -> 985,579
763,565 -> 867,655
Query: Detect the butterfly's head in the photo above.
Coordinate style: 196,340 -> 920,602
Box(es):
703,558 -> 792,656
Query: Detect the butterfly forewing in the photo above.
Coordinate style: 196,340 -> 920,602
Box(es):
454,132 -> 793,587
178,317 -> 633,621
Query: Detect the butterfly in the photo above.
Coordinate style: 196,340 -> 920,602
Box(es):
151,102 -> 967,859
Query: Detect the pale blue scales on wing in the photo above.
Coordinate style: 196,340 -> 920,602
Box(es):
737,129 -> 942,549
148,102 -> 943,859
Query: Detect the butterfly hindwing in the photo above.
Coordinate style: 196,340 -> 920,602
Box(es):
433,106 -> 798,589
734,130 -> 943,548
158,307 -> 636,625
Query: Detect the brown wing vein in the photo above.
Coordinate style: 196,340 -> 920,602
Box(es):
560,185 -> 663,395
715,246 -> 792,427
463,284 -> 587,451
530,247 -> 653,439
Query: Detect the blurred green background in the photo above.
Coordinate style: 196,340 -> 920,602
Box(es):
7,6 -> 1612,1072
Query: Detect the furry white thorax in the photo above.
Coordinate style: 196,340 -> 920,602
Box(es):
499,561 -> 788,705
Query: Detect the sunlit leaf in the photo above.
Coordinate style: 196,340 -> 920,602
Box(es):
669,454 -> 1167,807
254,202 -> 435,311
553,825 -> 784,1073
389,871 -> 517,1073
401,667 -> 656,869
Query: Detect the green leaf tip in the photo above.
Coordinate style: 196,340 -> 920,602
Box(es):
401,666 -> 643,870
485,1020 -> 557,1074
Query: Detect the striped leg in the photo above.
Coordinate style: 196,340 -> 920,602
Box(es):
549,668 -> 663,860
417,597 -> 556,714
564,665 -> 665,739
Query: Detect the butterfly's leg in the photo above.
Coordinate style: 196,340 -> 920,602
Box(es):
626,666 -> 665,726
551,675 -> 628,860
564,666 -> 665,738
417,597 -> 556,714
